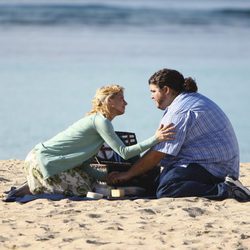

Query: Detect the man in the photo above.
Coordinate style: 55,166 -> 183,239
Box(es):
108,68 -> 250,201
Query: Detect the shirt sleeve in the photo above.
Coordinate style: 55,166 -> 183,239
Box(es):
153,111 -> 192,156
93,114 -> 159,160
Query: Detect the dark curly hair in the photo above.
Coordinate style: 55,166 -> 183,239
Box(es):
149,68 -> 198,94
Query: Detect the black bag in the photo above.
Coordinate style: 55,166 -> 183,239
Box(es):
90,131 -> 159,195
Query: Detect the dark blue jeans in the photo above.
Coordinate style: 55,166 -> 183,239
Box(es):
156,163 -> 229,200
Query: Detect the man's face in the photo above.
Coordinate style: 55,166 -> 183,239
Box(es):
149,84 -> 168,110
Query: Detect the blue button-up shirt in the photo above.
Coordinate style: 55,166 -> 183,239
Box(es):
153,92 -> 239,179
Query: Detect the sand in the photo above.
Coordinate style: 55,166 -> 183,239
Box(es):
0,160 -> 250,250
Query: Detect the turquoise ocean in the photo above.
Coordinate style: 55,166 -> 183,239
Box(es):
1,0 -> 250,161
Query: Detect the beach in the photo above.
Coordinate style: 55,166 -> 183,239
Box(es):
0,160 -> 249,249
1,2 -> 250,248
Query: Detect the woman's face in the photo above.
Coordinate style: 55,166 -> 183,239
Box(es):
108,91 -> 128,118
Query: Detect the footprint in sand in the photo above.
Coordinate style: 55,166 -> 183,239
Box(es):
105,224 -> 124,231
0,236 -> 9,243
87,213 -> 102,219
0,177 -> 10,182
86,239 -> 110,245
138,208 -> 158,215
182,207 -> 206,218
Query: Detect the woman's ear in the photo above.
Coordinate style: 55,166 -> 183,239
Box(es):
106,97 -> 115,109
106,97 -> 112,105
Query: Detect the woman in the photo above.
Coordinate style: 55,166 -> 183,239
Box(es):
24,84 -> 175,197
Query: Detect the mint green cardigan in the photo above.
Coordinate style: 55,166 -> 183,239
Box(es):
34,113 -> 158,179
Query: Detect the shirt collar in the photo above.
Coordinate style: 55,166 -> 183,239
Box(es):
163,93 -> 185,115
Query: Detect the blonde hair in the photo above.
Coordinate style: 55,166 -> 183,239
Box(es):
87,84 -> 124,117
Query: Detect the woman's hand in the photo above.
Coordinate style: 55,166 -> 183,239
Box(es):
107,171 -> 132,185
155,123 -> 175,142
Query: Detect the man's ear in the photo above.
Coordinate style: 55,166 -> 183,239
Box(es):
162,86 -> 170,94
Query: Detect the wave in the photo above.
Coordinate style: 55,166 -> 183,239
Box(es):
0,4 -> 250,27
